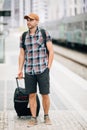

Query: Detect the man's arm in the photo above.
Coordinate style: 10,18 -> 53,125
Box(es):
18,48 -> 25,78
46,41 -> 54,69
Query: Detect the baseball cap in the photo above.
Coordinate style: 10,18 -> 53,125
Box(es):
24,13 -> 39,21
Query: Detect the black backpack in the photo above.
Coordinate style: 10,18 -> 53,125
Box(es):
21,29 -> 49,55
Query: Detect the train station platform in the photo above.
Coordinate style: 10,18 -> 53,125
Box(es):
54,44 -> 87,66
0,30 -> 87,130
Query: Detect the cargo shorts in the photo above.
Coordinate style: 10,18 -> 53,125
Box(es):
25,68 -> 50,95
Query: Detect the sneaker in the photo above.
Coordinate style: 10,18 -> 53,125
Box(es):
44,115 -> 52,125
28,117 -> 37,127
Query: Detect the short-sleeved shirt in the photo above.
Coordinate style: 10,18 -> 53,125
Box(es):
20,27 -> 52,75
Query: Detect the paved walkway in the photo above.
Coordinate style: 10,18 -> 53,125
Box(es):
0,111 -> 8,130
0,107 -> 87,130
5,110 -> 87,130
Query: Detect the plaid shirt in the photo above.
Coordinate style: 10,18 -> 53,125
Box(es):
20,27 -> 52,75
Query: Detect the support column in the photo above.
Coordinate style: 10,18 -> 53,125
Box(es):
19,0 -> 23,27
25,0 -> 30,15
11,0 -> 15,27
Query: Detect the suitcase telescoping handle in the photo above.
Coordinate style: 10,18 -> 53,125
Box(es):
16,77 -> 25,88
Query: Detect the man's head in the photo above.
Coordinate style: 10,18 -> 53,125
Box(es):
24,13 -> 39,29
24,13 -> 39,21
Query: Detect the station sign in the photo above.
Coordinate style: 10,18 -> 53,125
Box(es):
0,10 -> 11,16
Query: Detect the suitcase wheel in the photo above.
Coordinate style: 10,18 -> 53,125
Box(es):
17,114 -> 21,118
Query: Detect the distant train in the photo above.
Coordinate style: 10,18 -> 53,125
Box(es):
40,13 -> 87,49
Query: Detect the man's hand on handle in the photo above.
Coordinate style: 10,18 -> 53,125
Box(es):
18,71 -> 23,79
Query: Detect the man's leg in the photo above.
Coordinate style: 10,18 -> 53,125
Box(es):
37,68 -> 51,124
42,94 -> 51,124
29,93 -> 37,118
27,93 -> 37,126
25,74 -> 37,126
42,94 -> 50,115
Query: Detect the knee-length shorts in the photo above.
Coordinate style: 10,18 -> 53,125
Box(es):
25,68 -> 50,95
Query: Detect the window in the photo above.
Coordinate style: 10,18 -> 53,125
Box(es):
75,8 -> 77,15
74,0 -> 77,4
83,7 -> 85,13
67,21 -> 82,31
83,0 -> 85,3
85,21 -> 87,30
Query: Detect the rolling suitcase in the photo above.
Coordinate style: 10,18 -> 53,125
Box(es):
14,77 -> 40,118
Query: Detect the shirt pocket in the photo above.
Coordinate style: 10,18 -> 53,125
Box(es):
36,37 -> 44,48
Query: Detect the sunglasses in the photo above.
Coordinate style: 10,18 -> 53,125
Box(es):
27,18 -> 35,22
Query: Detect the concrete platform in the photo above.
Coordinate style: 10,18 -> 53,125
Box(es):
54,45 -> 87,66
4,110 -> 87,130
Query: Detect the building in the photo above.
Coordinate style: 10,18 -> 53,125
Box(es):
2,0 -> 48,27
32,0 -> 48,23
64,0 -> 87,16
2,0 -> 87,27
47,0 -> 66,21
11,0 -> 31,27
1,0 -> 11,30
47,0 -> 87,22
0,0 -> 3,9
2,0 -> 31,28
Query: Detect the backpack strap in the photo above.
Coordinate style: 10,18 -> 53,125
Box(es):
40,29 -> 46,45
21,31 -> 28,50
40,29 -> 49,55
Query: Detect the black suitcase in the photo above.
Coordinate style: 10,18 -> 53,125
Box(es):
14,77 -> 40,118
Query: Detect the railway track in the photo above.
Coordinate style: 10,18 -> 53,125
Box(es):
53,45 -> 87,80
54,51 -> 87,68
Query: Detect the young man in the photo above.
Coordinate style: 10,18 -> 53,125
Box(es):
18,13 -> 54,126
